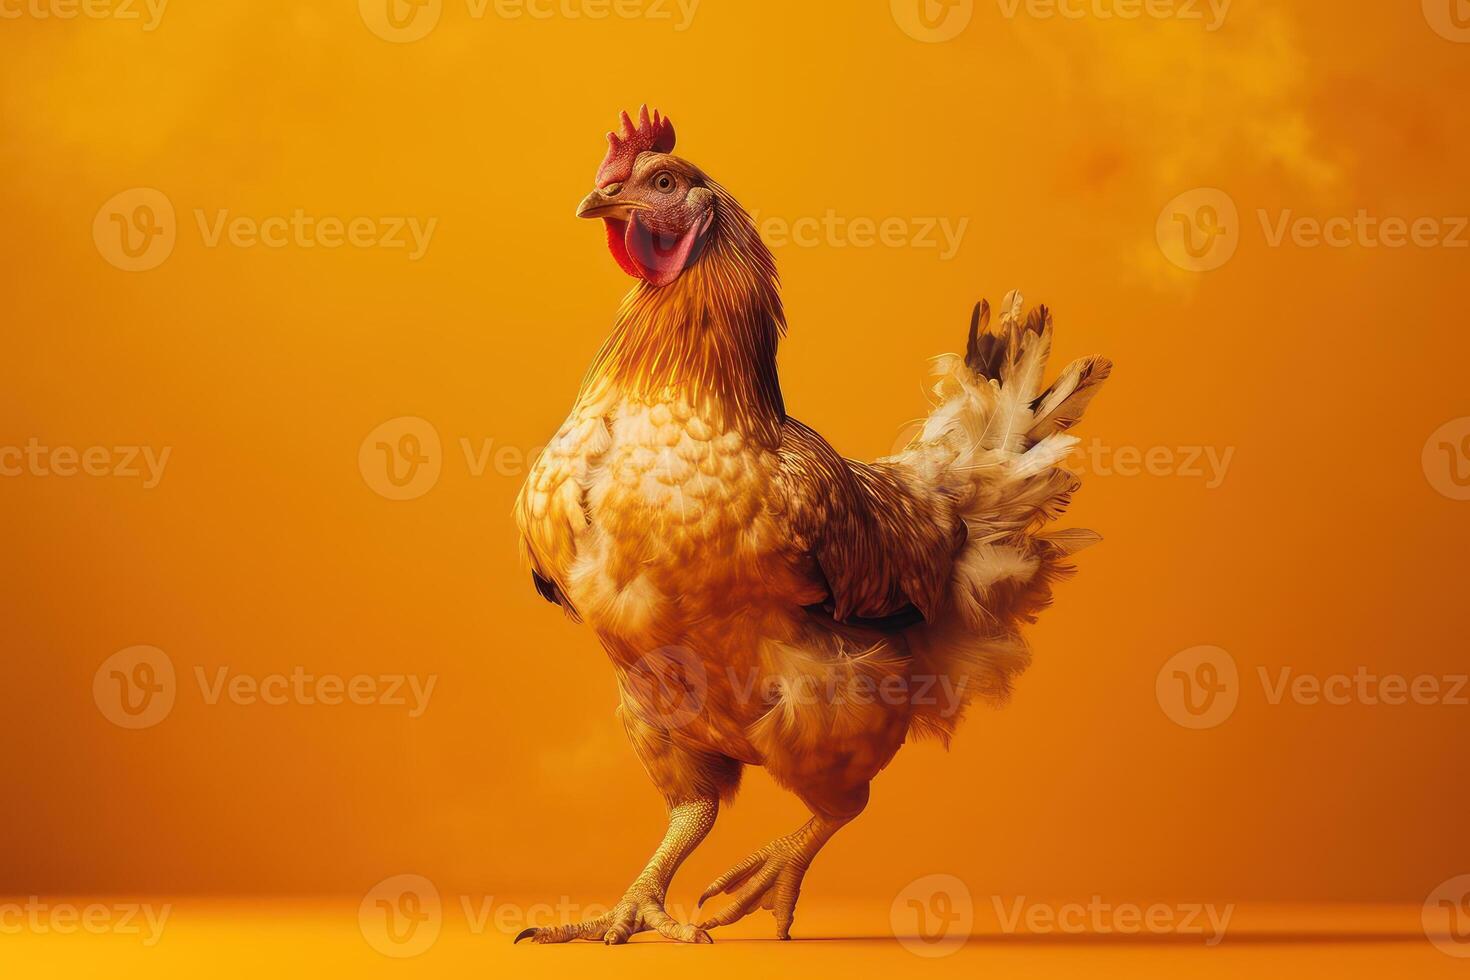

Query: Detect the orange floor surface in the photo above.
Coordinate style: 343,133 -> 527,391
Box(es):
4,899 -> 1464,978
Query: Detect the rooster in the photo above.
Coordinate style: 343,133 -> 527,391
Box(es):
514,107 -> 1111,945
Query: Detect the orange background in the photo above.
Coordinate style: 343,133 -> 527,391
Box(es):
3,0 -> 1467,923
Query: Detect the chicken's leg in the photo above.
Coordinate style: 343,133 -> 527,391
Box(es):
515,796 -> 717,944
697,783 -> 869,940
516,703 -> 741,945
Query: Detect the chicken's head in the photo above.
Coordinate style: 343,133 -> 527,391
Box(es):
576,106 -> 714,288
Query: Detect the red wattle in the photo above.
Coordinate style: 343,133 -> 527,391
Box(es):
603,218 -> 642,279
624,210 -> 713,288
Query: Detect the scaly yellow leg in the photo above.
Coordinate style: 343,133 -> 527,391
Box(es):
515,797 -> 717,945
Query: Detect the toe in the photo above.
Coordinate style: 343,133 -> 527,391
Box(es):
515,915 -> 611,944
644,905 -> 713,944
697,875 -> 771,930
699,855 -> 764,906
656,919 -> 715,944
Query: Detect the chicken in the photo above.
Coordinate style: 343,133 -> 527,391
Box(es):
513,106 -> 1111,945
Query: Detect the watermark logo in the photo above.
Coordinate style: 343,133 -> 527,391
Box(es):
1157,188 -> 1239,273
95,190 -> 437,270
93,646 -> 176,730
892,0 -> 974,42
360,417 -> 443,501
1424,875 -> 1470,957
360,0 -> 442,41
1423,417 -> 1470,501
94,188 -> 176,272
622,645 -> 707,730
1424,0 -> 1470,42
360,874 -> 443,957
94,655 -> 436,725
891,873 -> 973,957
1160,655 -> 1464,727
1156,645 -> 1238,730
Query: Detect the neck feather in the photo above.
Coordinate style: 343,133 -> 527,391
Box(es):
582,183 -> 786,444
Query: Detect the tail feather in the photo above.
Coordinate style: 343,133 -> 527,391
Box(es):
1029,355 -> 1113,442
897,291 -> 1110,744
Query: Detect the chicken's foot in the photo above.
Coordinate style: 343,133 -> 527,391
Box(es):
695,812 -> 852,940
514,797 -> 716,945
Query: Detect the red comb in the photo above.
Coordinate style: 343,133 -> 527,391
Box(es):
596,105 -> 676,188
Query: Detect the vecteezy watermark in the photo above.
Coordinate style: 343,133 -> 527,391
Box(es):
1258,667 -> 1469,708
1159,188 -> 1470,273
93,646 -> 177,730
1423,417 -> 1470,501
359,417 -> 553,500
1424,875 -> 1470,958
994,0 -> 1231,31
890,874 -> 974,958
1423,0 -> 1470,43
93,188 -> 177,272
1158,646 -> 1470,730
1257,210 -> 1470,250
194,666 -> 437,717
622,645 -> 708,730
358,877 -> 710,956
0,0 -> 168,30
359,0 -> 443,42
1071,439 -> 1235,489
94,189 -> 437,272
621,649 -> 972,734
892,0 -> 1227,42
0,899 -> 172,946
991,896 -> 1233,946
749,210 -> 970,261
1157,188 -> 1240,273
891,0 -> 974,42
361,875 -> 443,958
359,0 -> 699,42
887,424 -> 1235,487
0,439 -> 171,489
359,417 -> 445,501
1156,645 -> 1239,730
93,647 -> 438,729
193,210 -> 436,259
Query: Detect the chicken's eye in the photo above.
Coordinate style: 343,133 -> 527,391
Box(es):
653,172 -> 677,194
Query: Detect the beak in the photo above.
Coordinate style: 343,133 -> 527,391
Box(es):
576,188 -> 649,220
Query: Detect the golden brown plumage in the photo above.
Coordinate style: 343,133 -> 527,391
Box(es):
513,108 -> 1111,945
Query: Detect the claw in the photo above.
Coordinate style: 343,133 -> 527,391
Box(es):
697,841 -> 817,939
516,891 -> 710,946
695,930 -> 714,944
